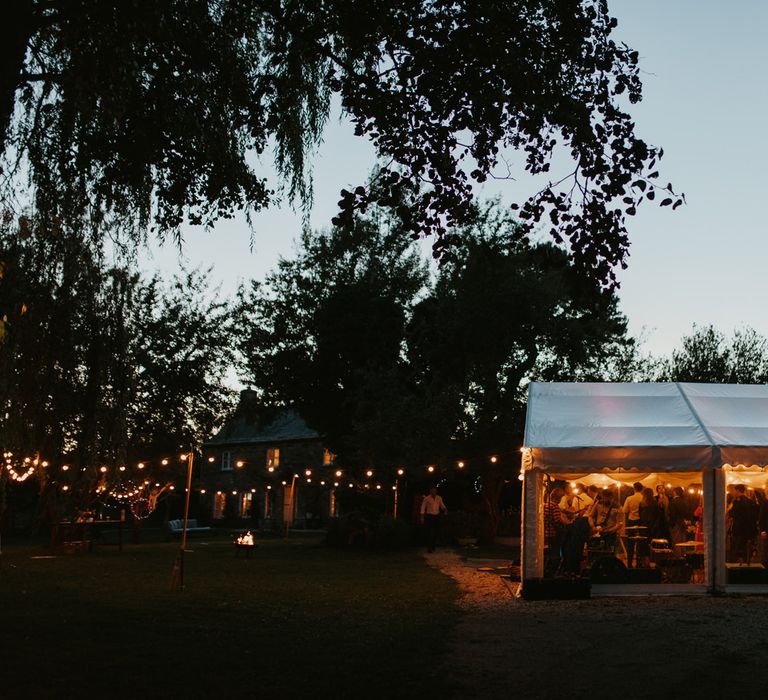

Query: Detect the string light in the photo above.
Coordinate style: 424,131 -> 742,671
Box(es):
427,466 -> 435,473
397,468 -> 405,476
366,469 -> 373,478
208,456 -> 215,463
457,461 -> 464,469
161,459 -> 169,466
236,460 -> 244,468
335,469 -> 343,477
490,456 -> 498,463
305,469 -> 312,476
138,462 -> 145,469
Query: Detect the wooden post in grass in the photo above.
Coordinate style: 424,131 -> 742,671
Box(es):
171,450 -> 195,591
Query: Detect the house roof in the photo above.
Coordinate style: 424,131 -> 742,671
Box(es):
524,382 -> 768,471
205,409 -> 320,447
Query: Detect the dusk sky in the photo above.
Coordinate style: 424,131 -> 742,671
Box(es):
144,0 -> 768,358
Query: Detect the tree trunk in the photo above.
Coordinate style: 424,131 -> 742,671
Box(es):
0,0 -> 35,157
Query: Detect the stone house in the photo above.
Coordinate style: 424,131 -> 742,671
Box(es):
202,400 -> 337,529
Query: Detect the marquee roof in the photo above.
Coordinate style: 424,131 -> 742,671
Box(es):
523,382 -> 768,471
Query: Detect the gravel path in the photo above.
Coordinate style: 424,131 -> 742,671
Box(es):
425,550 -> 768,699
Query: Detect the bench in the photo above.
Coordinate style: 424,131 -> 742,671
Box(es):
168,519 -> 213,537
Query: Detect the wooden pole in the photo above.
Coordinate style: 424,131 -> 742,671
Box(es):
171,451 -> 195,591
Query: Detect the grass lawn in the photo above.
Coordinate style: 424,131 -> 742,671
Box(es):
0,536 -> 459,699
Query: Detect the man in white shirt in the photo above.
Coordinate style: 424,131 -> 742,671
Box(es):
420,486 -> 448,552
560,484 -> 593,573
623,482 -> 645,567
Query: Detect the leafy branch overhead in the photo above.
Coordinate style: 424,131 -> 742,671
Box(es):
2,1 -> 678,282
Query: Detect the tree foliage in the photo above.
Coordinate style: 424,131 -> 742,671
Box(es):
2,0 -> 677,280
659,325 -> 768,384
238,200 -> 634,482
0,215 -> 236,480
235,204 -> 429,468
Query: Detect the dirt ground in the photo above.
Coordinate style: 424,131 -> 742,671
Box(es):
425,551 -> 768,700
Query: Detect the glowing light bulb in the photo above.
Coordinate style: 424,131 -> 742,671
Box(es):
161,459 -> 169,466
490,456 -> 498,464
62,465 -> 69,471
366,470 -> 373,478
100,466 -> 107,473
397,468 -> 405,476
427,466 -> 435,473
457,461 -> 464,468
208,456 -> 215,463
138,462 -> 145,469
236,460 -> 244,468
335,470 -> 343,477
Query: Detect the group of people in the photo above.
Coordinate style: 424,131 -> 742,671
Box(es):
726,483 -> 768,564
544,480 -> 703,574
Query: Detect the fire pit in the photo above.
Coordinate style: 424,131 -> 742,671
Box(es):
234,531 -> 257,557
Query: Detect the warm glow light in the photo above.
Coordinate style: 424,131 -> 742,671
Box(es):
62,465 -> 69,471
201,489 -> 206,494
366,469 -> 373,478
180,453 -> 188,460
119,466 -> 126,471
335,469 -> 343,477
305,469 -> 312,476
208,456 -> 215,463
397,468 -> 404,476
41,461 -> 48,467
281,480 -> 287,485
457,461 -> 464,468
100,466 -> 107,473
518,474 -> 524,481
268,466 -> 275,473
62,485 -> 69,491
376,484 -> 381,490
161,459 -> 169,466
392,485 -> 397,490
236,531 -> 255,546
216,490 -> 222,495
490,456 -> 498,463
333,482 -> 339,487
236,460 -> 244,467
348,483 -> 353,488
155,483 -> 160,487
688,488 -> 695,494
320,480 -> 325,485
170,485 -> 175,490
251,488 -> 256,493
306,478 -> 312,483
138,462 -> 145,469
267,485 -> 272,490
427,466 -> 435,473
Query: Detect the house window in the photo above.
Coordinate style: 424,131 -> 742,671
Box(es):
213,492 -> 227,519
266,448 -> 280,468
323,449 -> 335,465
239,492 -> 253,519
221,451 -> 232,471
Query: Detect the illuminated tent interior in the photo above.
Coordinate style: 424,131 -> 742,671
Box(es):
521,382 -> 768,594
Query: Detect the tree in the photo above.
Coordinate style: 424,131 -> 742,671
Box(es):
2,0 -> 678,281
661,325 -> 768,384
0,215 -> 236,517
408,203 -> 633,531
239,200 -> 635,534
236,204 -> 429,469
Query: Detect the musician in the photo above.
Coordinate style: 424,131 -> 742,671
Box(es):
560,483 -> 593,574
589,489 -> 621,549
559,483 -> 593,523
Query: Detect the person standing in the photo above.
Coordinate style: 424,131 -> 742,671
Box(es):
622,482 -> 644,568
420,486 -> 447,553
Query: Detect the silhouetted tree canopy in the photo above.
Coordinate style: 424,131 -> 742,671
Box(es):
659,325 -> 768,384
237,200 -> 634,483
3,0 -> 679,280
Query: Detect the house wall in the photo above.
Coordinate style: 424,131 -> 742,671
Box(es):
200,439 -> 336,527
